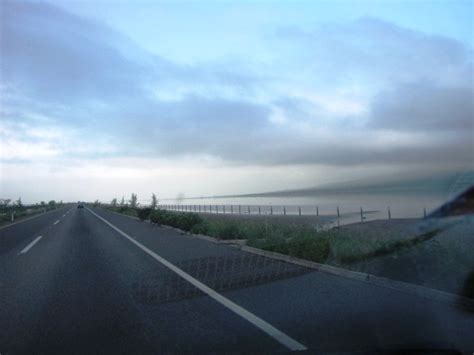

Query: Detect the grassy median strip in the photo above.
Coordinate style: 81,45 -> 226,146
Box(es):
106,207 -> 443,265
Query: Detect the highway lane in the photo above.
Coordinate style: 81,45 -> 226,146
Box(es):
0,207 -> 293,353
1,205 -> 473,353
0,206 -> 71,256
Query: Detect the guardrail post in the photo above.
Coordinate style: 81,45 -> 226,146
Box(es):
283,206 -> 286,215
387,206 -> 391,219
258,206 -> 261,215
298,206 -> 301,216
360,207 -> 363,222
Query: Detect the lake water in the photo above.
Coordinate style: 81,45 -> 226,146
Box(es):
162,190 -> 450,226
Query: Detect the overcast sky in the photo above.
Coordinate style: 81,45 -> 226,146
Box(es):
1,0 -> 473,203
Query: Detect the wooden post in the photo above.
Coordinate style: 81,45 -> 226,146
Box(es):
258,206 -> 261,215
298,206 -> 301,216
360,207 -> 363,222
283,206 -> 286,215
337,206 -> 340,218
423,208 -> 427,218
270,206 -> 273,215
316,206 -> 319,216
388,206 -> 391,220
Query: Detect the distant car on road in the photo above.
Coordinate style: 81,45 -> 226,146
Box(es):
77,203 -> 84,208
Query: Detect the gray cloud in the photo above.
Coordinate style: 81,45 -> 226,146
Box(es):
1,2 -> 472,173
370,82 -> 473,131
1,1 -> 152,103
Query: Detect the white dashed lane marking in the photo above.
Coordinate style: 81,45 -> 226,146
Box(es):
19,236 -> 43,254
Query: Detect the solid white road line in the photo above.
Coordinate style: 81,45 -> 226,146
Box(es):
86,207 -> 307,351
53,220 -> 60,225
19,236 -> 43,254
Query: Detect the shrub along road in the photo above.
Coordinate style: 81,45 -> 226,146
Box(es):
0,206 -> 473,353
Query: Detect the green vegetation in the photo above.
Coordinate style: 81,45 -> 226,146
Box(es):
106,206 -> 446,266
137,207 -> 152,221
0,198 -> 63,225
330,227 -> 444,263
151,193 -> 158,210
129,193 -> 138,208
150,209 -> 203,231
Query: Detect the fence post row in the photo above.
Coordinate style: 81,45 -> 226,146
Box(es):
160,202 -> 415,223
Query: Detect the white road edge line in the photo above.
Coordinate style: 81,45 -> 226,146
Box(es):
86,207 -> 307,352
19,236 -> 43,254
53,220 -> 60,225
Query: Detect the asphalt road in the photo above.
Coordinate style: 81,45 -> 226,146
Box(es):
0,206 -> 473,354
